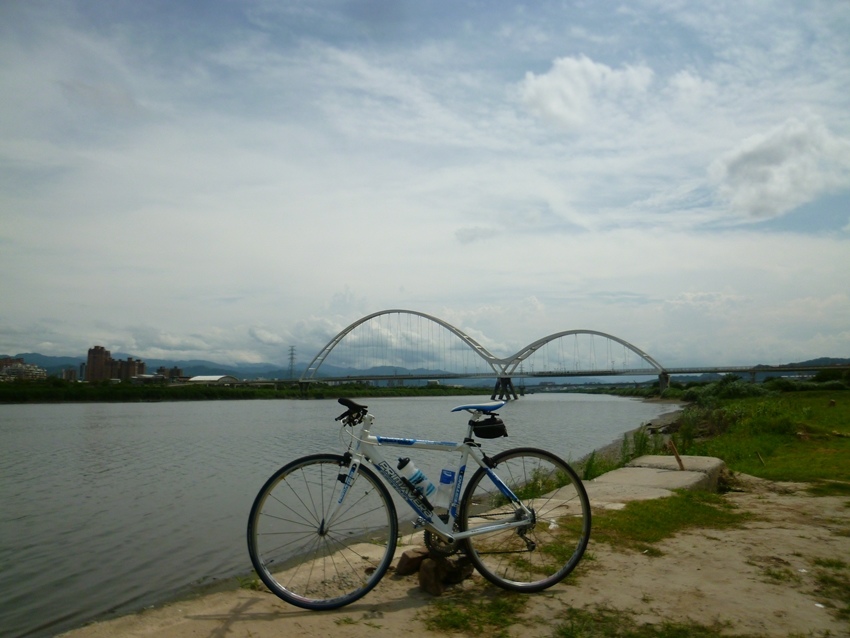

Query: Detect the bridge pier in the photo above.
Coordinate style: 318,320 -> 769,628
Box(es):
658,372 -> 669,393
491,377 -> 519,401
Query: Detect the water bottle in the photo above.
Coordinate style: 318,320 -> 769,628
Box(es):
397,458 -> 436,500
434,468 -> 456,510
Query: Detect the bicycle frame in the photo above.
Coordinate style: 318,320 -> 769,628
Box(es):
335,410 -> 534,543
249,397 -> 592,609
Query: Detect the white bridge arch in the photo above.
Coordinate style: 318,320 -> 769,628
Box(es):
301,309 -> 669,398
502,329 -> 665,375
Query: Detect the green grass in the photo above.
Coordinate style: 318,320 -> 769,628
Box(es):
333,617 -> 357,625
580,450 -> 621,481
568,491 -> 751,555
814,558 -> 848,570
814,558 -> 850,620
675,392 -> 850,491
554,603 -> 846,638
554,606 -> 747,638
420,589 -> 528,637
578,427 -> 667,481
759,565 -> 801,585
235,573 -> 263,591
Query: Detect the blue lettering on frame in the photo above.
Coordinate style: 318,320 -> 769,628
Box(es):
376,436 -> 457,447
376,437 -> 416,445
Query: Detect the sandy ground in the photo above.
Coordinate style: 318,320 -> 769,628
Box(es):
60,471 -> 850,638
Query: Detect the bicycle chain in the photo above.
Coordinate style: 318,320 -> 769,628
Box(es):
423,514 -> 462,557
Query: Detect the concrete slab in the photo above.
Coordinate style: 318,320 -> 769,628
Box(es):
585,455 -> 726,507
584,481 -> 675,509
627,455 -> 725,491
593,466 -> 713,491
628,454 -> 724,474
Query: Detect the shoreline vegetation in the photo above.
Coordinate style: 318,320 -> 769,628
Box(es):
0,378 -> 492,403
2,366 -> 848,404
573,369 -> 850,484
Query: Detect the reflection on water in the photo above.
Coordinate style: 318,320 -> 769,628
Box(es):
0,394 -> 678,637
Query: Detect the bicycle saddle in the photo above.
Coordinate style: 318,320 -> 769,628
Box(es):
451,400 -> 506,413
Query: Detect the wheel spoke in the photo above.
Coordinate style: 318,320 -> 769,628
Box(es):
248,455 -> 397,610
460,448 -> 590,592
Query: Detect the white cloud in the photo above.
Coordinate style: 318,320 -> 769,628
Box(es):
249,327 -> 286,346
710,116 -> 850,220
665,70 -> 718,106
520,55 -> 654,131
1,1 -> 849,370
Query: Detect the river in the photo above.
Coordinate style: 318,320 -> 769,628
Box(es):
0,394 -> 679,637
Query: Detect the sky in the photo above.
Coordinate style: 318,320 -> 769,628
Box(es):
1,0 -> 849,370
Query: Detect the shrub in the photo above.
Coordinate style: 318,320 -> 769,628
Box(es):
680,376 -> 774,405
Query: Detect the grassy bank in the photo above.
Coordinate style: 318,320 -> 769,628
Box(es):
673,389 -> 850,490
578,376 -> 850,489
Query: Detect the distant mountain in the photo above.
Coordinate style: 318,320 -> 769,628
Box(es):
785,357 -> 850,367
111,354 -> 287,378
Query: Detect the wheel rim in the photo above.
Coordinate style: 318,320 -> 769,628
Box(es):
461,449 -> 590,591
248,456 -> 397,609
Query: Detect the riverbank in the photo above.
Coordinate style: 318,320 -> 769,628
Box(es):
59,390 -> 850,636
60,460 -> 850,636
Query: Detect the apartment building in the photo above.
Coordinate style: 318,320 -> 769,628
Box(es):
85,346 -> 146,382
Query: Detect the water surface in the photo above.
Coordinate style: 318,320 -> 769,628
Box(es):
0,394 -> 678,637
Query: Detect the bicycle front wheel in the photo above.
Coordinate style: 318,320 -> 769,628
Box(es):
247,454 -> 398,610
459,447 -> 590,592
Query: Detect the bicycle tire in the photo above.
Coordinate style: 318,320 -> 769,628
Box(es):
459,447 -> 590,592
247,453 -> 398,610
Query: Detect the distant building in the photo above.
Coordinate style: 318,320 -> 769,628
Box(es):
85,346 -> 146,382
156,366 -> 183,380
0,359 -> 47,381
86,346 -> 110,381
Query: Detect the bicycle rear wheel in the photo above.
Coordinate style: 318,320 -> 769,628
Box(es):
247,453 -> 398,610
459,447 -> 590,592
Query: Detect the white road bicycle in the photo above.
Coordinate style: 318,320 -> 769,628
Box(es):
247,397 -> 591,610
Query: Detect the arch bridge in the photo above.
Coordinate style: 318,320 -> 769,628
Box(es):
301,309 -> 669,399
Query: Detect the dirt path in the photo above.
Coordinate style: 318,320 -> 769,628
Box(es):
61,474 -> 850,638
546,475 -> 850,636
